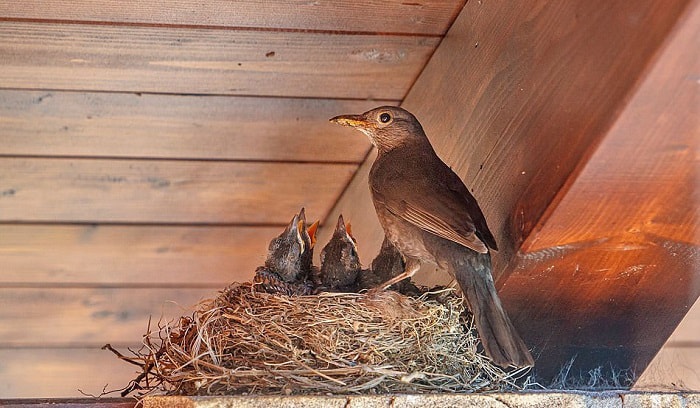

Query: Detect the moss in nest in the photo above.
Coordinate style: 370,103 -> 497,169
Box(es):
107,283 -> 528,397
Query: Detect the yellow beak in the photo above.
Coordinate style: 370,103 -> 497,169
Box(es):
329,114 -> 368,128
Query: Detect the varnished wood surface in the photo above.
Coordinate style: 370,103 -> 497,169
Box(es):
0,224 -> 281,285
400,0 -> 692,274
499,0 -> 700,382
0,22 -> 438,99
0,158 -> 353,224
323,0 -> 697,385
0,91 -> 376,162
0,0 -> 464,35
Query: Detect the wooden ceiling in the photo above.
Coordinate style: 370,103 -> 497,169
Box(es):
0,1 -> 465,398
1,0 -> 698,398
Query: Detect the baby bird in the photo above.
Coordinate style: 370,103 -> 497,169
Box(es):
318,215 -> 361,292
358,237 -> 421,296
253,208 -> 319,296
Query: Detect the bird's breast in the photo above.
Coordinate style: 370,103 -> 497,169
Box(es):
372,201 -> 438,265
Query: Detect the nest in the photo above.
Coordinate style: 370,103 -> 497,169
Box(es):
108,282 -> 528,397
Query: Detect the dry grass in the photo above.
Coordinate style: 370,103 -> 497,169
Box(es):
108,282 -> 528,397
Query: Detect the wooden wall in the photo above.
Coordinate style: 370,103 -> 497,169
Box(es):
324,0 -> 699,385
0,1 -> 465,398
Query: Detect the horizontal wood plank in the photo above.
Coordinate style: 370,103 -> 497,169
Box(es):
0,22 -> 439,99
0,0 -> 464,35
0,91 -> 379,162
0,158 -> 355,224
0,287 -> 215,347
0,224 -> 286,285
0,348 -> 144,399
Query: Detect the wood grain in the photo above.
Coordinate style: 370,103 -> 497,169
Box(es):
324,0 -> 691,274
0,158 -> 355,224
500,0 -> 700,382
0,91 -> 379,162
322,0 -> 697,383
400,0 -> 692,273
0,348 -> 143,399
0,287 -> 214,346
635,297 -> 700,391
0,224 -> 287,285
0,0 -> 464,35
0,22 -> 439,99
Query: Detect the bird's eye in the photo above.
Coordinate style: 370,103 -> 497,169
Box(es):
379,112 -> 392,123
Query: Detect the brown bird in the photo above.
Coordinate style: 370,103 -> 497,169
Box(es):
318,214 -> 361,292
253,208 -> 318,296
357,237 -> 421,296
330,106 -> 534,367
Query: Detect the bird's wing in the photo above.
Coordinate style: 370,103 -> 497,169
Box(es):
400,200 -> 488,254
371,178 -> 489,254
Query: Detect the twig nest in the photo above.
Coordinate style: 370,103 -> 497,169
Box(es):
114,282 -> 527,396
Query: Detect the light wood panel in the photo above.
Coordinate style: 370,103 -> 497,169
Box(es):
0,22 -> 439,99
636,298 -> 700,391
0,158 -> 354,224
0,0 -> 464,35
0,348 -> 144,399
0,287 -> 215,346
0,224 -> 287,285
0,91 -> 379,162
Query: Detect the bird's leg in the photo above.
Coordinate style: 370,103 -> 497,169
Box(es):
378,258 -> 421,290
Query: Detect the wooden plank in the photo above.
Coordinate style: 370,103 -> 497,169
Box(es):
0,158 -> 355,224
2,400 -> 135,408
322,0 -> 695,382
0,91 -> 378,162
0,348 -> 143,399
635,298 -> 700,391
634,345 -> 700,391
0,287 -> 215,346
399,0 -> 692,274
323,0 -> 691,273
0,0 -> 464,35
0,22 -> 439,99
0,224 -> 286,285
498,0 -> 700,382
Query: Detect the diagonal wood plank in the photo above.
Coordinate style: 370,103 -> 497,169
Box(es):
0,224 -> 285,285
0,0 -> 464,35
0,287 -> 215,347
0,158 -> 355,224
0,22 -> 439,99
323,0 -> 691,273
500,0 -> 700,382
0,91 -> 378,162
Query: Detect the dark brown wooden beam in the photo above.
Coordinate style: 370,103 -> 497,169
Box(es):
500,0 -> 700,382
324,0 -> 697,383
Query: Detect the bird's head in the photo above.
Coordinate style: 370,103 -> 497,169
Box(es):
265,208 -> 318,282
330,106 -> 427,153
319,214 -> 361,289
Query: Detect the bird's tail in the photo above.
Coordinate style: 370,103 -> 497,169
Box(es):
450,253 -> 534,368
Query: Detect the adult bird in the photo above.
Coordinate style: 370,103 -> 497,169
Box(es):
330,106 -> 533,367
